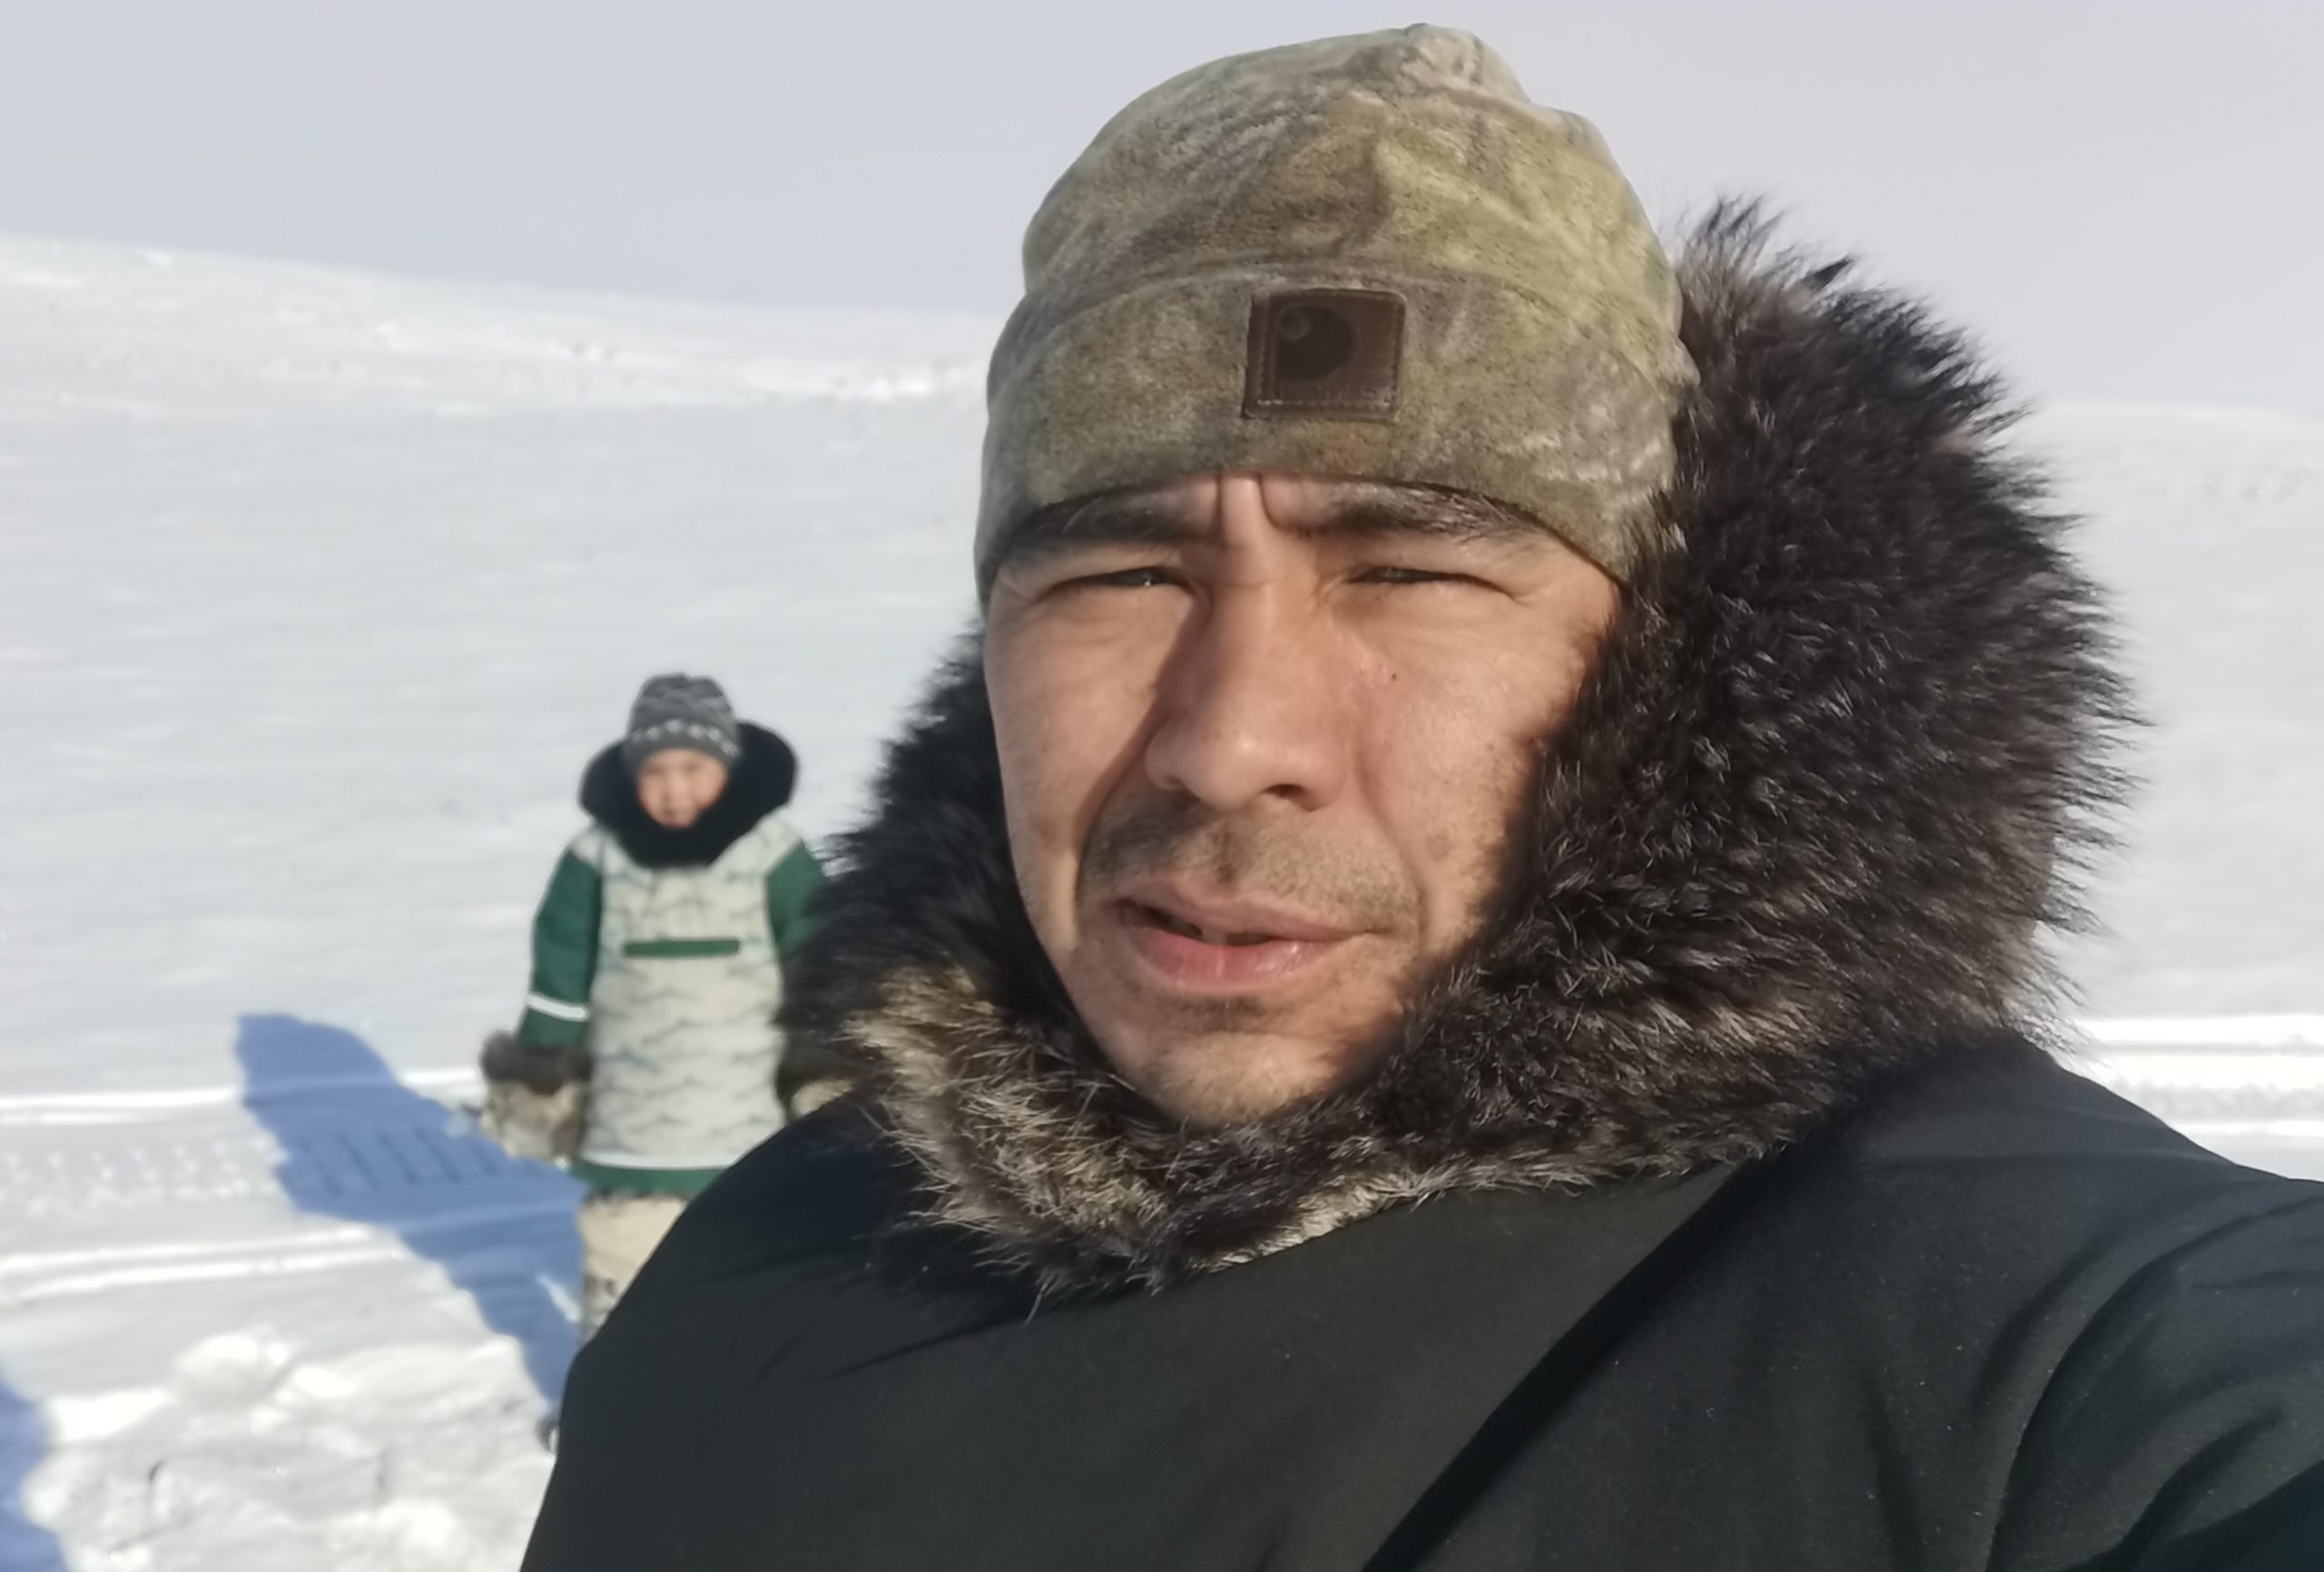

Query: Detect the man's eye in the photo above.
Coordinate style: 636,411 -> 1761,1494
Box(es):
1061,566 -> 1178,591
1354,565 -> 1464,585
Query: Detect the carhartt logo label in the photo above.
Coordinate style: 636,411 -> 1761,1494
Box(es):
1245,290 -> 1404,421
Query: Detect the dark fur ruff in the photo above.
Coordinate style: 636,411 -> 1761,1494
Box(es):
579,722 -> 797,870
780,209 -> 2134,1291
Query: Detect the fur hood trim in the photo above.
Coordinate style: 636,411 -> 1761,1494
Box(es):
782,207 -> 2134,1291
580,722 -> 797,870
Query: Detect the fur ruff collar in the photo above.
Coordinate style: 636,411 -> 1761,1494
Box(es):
782,209 -> 2133,1290
580,722 -> 797,869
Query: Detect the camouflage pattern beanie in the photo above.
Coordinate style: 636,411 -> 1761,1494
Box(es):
977,25 -> 1699,594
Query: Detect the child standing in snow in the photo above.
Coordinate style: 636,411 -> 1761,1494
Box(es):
480,674 -> 821,1345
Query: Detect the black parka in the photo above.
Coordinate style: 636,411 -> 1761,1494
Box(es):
528,1051 -> 2324,1570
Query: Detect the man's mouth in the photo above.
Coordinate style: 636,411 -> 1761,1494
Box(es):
1108,882 -> 1357,995
1131,904 -> 1278,948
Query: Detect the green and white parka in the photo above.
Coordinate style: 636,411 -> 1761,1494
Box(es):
516,723 -> 821,1196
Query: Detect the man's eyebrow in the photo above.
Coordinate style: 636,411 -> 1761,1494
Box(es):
995,483 -> 1546,571
1299,486 -> 1545,544
997,491 -> 1200,568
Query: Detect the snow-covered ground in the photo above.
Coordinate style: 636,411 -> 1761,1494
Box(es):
0,235 -> 2318,1569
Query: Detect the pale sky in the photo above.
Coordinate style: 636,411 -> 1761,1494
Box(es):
5,1 -> 2318,413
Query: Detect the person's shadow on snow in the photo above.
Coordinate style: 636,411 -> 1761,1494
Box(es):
0,1378 -> 65,1572
235,1014 -> 582,1404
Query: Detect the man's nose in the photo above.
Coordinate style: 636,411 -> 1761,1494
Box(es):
1140,570 -> 1350,815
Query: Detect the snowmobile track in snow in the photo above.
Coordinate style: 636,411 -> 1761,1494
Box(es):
0,1074 -> 577,1311
1,1060 -> 553,1207
1,1117 -> 571,1222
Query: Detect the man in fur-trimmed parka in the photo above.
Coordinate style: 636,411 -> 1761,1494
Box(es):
527,28 -> 2324,1571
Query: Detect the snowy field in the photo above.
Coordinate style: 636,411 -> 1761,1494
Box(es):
1,235 -> 2319,1569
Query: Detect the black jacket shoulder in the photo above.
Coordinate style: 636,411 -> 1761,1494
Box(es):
1660,1051 -> 2324,1572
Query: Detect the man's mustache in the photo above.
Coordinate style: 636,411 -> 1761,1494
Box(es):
1078,798 -> 1415,929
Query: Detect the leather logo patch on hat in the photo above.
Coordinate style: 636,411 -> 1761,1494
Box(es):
1245,289 -> 1404,421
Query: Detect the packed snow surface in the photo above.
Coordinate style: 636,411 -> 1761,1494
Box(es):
1,235 -> 2319,1569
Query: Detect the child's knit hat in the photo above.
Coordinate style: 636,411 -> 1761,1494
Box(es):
621,673 -> 743,771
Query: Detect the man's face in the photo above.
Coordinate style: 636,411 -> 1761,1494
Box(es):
982,473 -> 1620,1125
635,749 -> 729,830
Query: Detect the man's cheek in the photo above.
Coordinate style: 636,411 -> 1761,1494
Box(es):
1409,734 -> 1540,929
998,735 -> 1089,935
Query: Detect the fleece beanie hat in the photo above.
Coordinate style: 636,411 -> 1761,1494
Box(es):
976,25 -> 1697,594
621,673 -> 743,772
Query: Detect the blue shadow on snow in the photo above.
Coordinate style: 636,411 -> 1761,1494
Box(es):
0,1377 -> 64,1572
235,1014 -> 582,1404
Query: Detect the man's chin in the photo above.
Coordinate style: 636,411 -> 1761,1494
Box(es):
1105,1027 -> 1388,1128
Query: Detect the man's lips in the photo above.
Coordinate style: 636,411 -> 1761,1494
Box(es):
1116,879 -> 1356,944
1108,880 -> 1358,994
